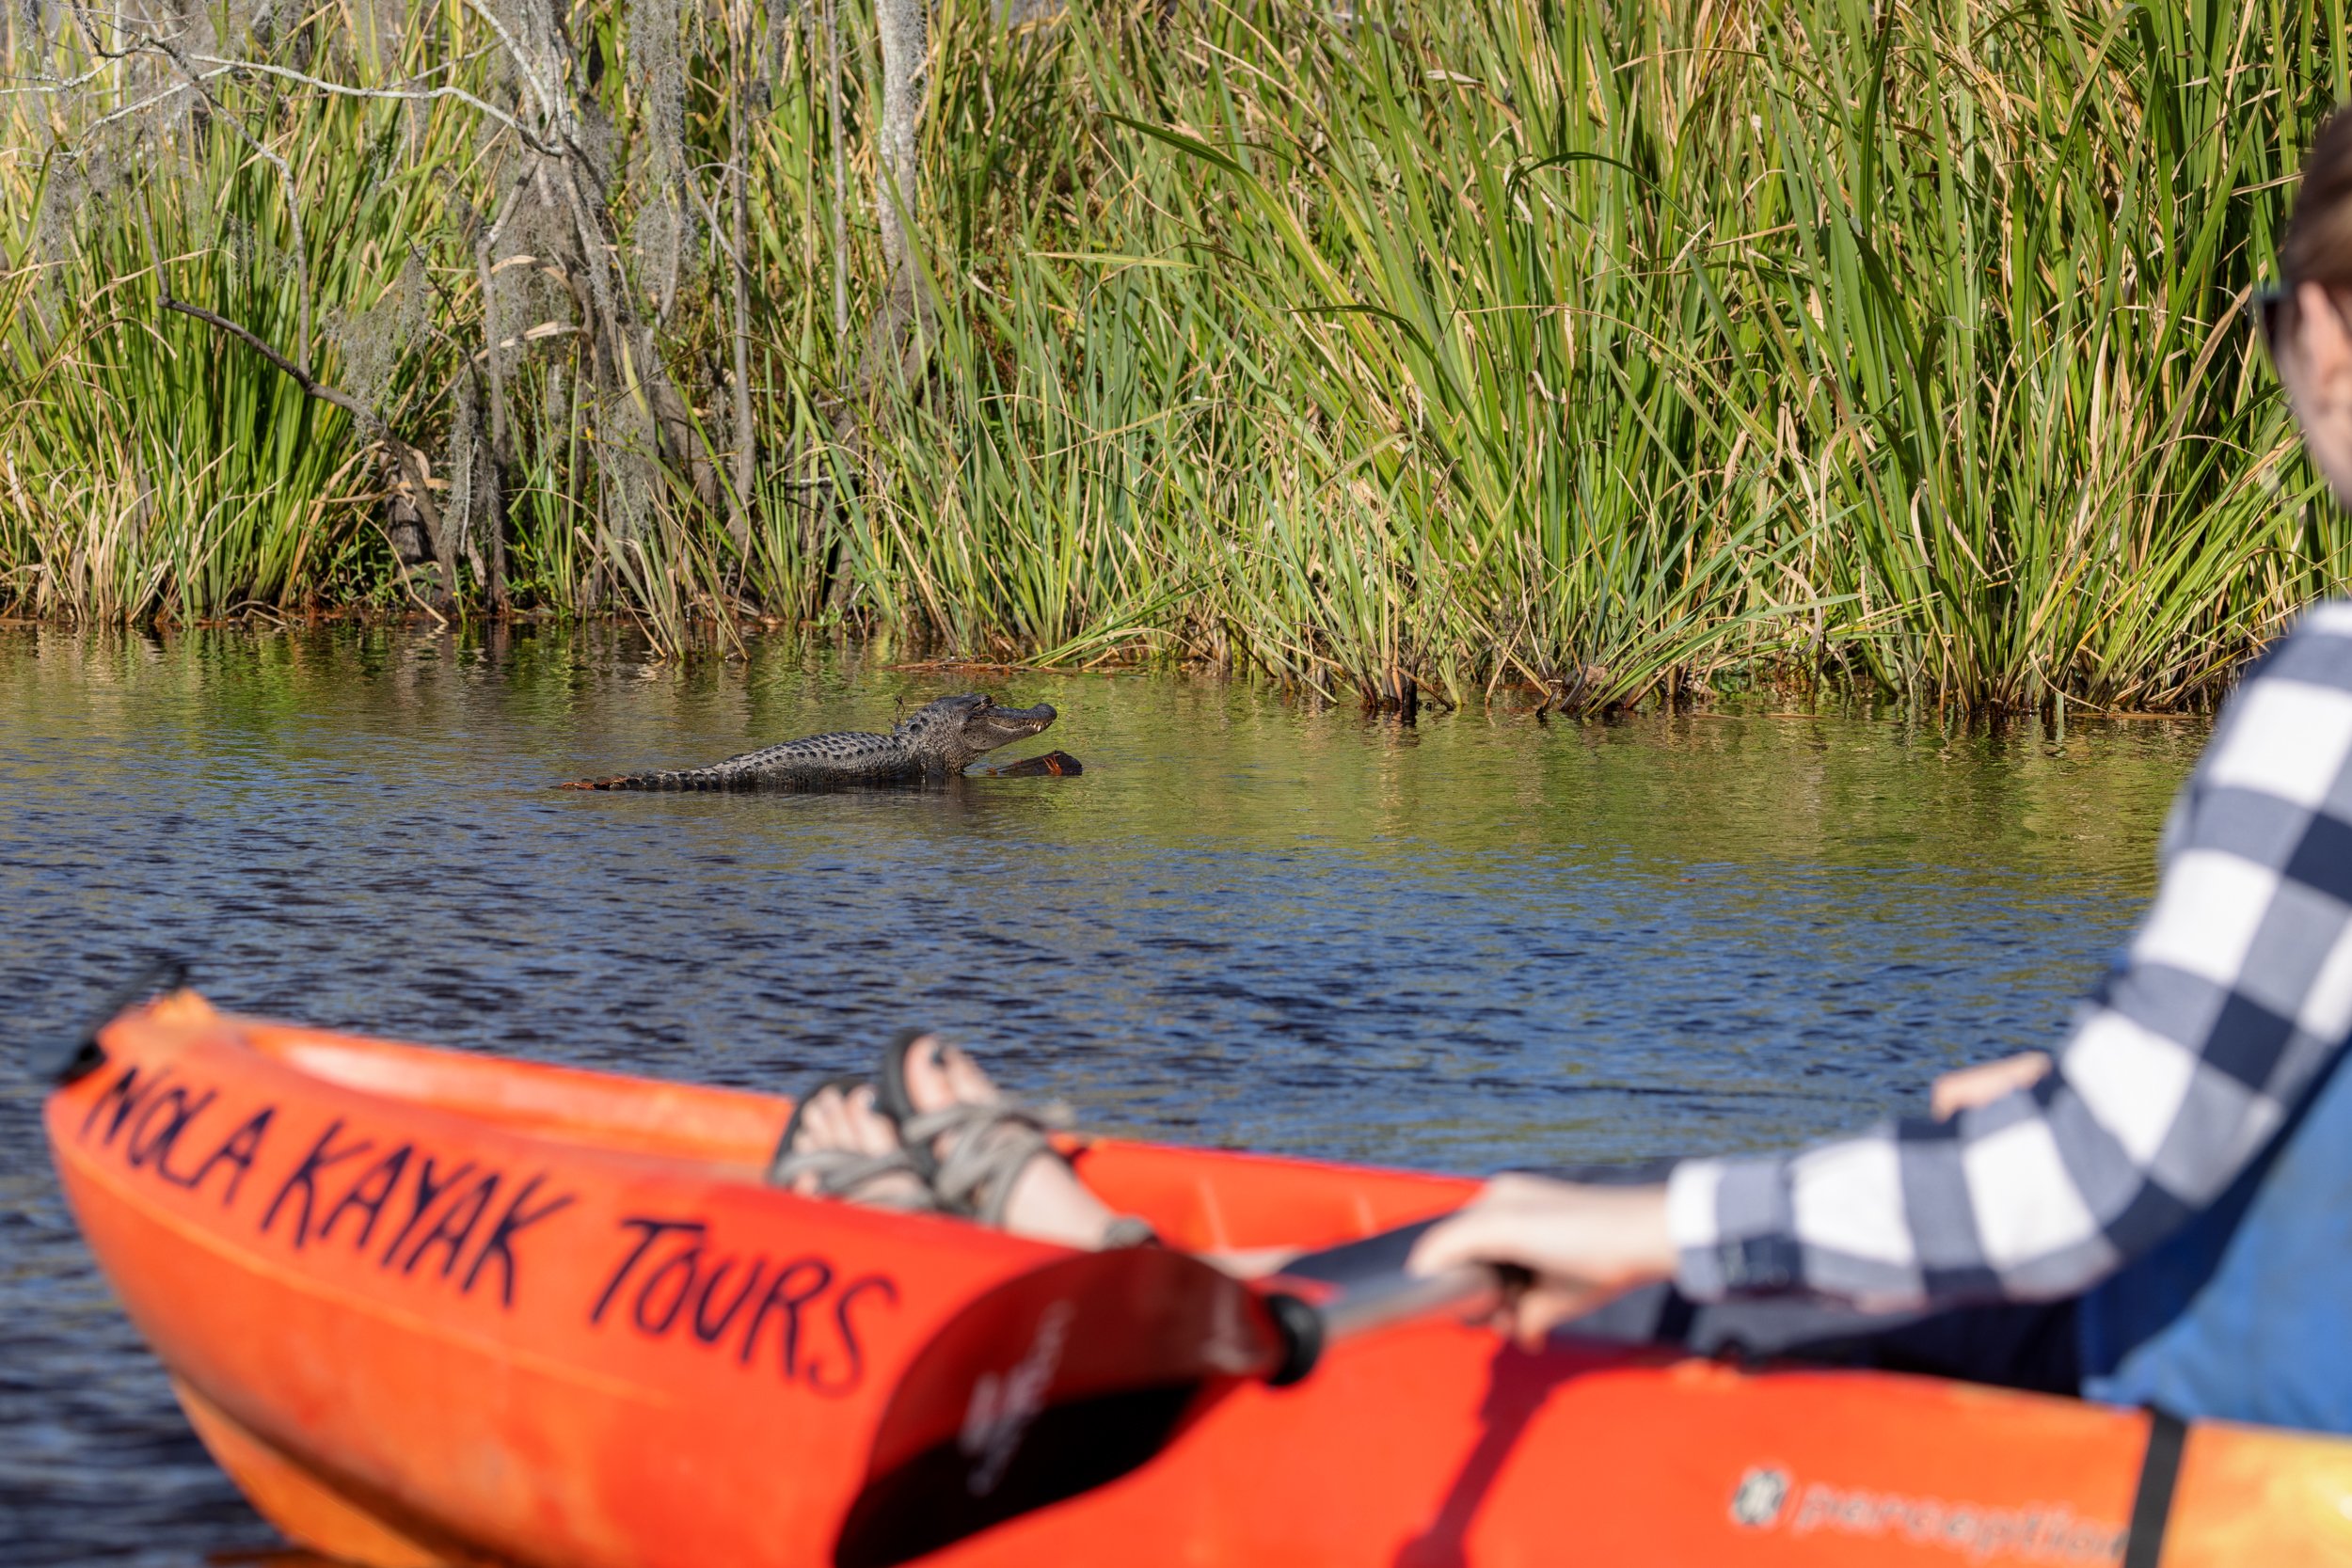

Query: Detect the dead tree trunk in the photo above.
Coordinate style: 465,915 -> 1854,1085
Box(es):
858,0 -> 931,396
725,0 -> 755,564
826,0 -> 849,346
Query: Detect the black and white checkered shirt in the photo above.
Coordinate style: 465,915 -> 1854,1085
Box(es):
1669,604 -> 2352,1308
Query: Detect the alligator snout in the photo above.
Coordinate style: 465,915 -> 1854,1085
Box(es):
986,701 -> 1057,732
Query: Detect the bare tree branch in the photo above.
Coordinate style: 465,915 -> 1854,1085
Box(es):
154,283 -> 453,613
182,53 -> 560,153
0,62 -> 113,96
82,69 -> 227,134
159,297 -> 363,415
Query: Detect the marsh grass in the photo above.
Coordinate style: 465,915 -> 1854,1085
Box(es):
1,0 -> 2344,710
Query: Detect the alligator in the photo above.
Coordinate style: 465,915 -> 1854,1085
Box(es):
563,693 -> 1058,790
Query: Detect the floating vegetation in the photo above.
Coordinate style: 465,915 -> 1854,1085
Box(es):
0,0 -> 2344,711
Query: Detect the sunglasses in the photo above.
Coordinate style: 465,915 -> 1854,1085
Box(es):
2250,285 -> 2290,358
2248,283 -> 2352,360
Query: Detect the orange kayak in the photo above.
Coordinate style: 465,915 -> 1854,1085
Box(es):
42,990 -> 2352,1567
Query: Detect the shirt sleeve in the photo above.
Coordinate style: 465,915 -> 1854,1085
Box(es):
1667,602 -> 2352,1310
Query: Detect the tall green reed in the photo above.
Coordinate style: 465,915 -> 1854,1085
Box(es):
2,0 -> 2344,711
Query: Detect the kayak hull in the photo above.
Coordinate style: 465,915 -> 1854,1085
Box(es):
45,992 -> 2352,1566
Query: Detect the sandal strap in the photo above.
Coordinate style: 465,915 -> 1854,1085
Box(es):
902,1098 -> 1073,1226
901,1097 -> 1162,1244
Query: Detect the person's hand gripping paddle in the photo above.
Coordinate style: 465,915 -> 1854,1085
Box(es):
832,1246 -> 1524,1568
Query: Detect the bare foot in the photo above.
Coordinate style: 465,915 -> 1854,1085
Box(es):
779,1082 -> 934,1210
900,1035 -> 1127,1249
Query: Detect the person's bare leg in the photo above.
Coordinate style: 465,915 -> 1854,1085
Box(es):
899,1038 -> 1322,1270
780,1083 -> 932,1209
900,1034 -> 1126,1249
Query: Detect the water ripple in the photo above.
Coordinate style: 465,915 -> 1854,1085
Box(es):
0,626 -> 2204,1562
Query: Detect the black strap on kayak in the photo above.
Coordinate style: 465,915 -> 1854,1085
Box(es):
36,956 -> 190,1087
2121,1405 -> 2188,1568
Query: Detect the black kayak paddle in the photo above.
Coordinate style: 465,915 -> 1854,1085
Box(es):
832,1245 -> 1513,1568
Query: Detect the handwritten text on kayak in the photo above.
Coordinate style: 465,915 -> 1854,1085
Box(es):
77,1061 -> 578,1310
591,1214 -> 897,1396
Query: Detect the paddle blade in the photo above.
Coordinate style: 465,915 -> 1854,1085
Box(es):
833,1247 -> 1290,1568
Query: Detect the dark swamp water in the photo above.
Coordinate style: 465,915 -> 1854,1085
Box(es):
0,625 -> 2210,1565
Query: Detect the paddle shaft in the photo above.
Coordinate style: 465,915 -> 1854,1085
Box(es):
1265,1261 -> 1529,1384
1315,1263 -> 1507,1340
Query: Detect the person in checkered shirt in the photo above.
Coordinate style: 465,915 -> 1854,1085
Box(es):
1409,109 -> 2352,1433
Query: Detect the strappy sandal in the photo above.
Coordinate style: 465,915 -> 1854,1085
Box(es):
767,1075 -> 943,1212
875,1030 -> 1157,1245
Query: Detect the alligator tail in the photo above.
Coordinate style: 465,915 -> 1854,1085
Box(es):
558,769 -> 714,790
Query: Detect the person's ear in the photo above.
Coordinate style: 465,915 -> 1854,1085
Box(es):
2295,281 -> 2352,404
